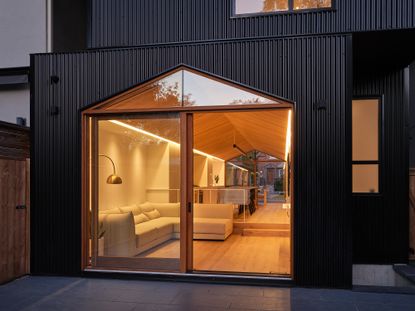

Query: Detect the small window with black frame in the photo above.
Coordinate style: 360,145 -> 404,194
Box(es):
352,98 -> 381,194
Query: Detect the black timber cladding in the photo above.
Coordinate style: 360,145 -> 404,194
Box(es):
31,35 -> 352,287
353,69 -> 409,264
88,0 -> 415,48
52,0 -> 87,52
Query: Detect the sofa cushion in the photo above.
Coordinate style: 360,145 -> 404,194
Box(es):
120,204 -> 141,215
134,213 -> 150,224
139,202 -> 180,217
151,203 -> 180,217
100,207 -> 121,214
139,202 -> 155,212
163,217 -> 180,232
147,218 -> 174,237
144,209 -> 161,220
134,222 -> 159,248
194,218 -> 233,235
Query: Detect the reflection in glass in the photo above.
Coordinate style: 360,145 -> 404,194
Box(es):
99,68 -> 285,111
102,71 -> 183,110
235,0 -> 289,14
91,114 -> 181,269
183,70 -> 276,106
293,0 -> 332,10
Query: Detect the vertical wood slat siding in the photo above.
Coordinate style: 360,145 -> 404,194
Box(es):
353,70 -> 409,264
88,0 -> 415,48
31,35 -> 351,287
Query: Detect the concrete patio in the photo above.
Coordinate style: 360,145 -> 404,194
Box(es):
1,276 -> 414,311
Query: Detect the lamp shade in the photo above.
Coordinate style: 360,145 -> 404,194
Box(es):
106,174 -> 122,184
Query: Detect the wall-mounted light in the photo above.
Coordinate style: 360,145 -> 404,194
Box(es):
50,106 -> 60,116
99,154 -> 122,184
50,75 -> 59,84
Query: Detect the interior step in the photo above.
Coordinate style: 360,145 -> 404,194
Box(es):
242,228 -> 290,237
234,222 -> 290,230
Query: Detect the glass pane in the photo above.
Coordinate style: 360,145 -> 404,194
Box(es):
183,70 -> 277,106
193,111 -> 291,276
235,0 -> 289,14
98,68 -> 287,111
91,114 -> 181,270
353,164 -> 379,193
101,71 -> 183,110
293,0 -> 332,10
352,99 -> 379,161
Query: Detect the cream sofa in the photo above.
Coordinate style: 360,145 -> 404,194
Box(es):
99,202 -> 233,257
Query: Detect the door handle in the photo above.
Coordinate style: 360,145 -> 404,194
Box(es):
187,202 -> 192,213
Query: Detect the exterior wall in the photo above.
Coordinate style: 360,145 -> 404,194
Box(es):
410,63 -> 415,260
352,265 -> 413,287
0,86 -> 30,126
88,0 -> 415,48
52,0 -> 87,52
31,34 -> 352,287
0,0 -> 49,126
0,0 -> 87,126
0,0 -> 49,68
353,69 -> 409,264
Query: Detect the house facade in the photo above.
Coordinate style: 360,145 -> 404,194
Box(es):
30,0 -> 415,288
0,0 -> 86,127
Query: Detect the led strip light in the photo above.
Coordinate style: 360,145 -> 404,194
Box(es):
110,120 -> 248,172
285,110 -> 292,161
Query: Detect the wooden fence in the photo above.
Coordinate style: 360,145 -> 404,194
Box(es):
0,121 -> 30,284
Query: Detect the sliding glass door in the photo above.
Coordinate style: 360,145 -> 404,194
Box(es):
192,110 -> 292,276
87,113 -> 183,271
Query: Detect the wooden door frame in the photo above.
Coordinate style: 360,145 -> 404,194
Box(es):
81,103 -> 295,277
180,112 -> 193,272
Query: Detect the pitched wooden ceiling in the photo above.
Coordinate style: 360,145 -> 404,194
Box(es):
194,110 -> 290,161
100,109 -> 291,162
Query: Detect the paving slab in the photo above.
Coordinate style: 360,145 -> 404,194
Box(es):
1,276 -> 415,311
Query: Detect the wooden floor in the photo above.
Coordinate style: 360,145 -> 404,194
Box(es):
235,203 -> 291,225
140,202 -> 292,275
142,234 -> 291,275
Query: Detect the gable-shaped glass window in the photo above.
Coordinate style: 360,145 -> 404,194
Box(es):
92,67 -> 287,112
234,0 -> 332,15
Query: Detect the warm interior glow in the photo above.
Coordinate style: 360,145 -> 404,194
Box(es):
110,120 -> 251,173
285,110 -> 292,161
228,162 -> 248,172
88,117 -> 92,212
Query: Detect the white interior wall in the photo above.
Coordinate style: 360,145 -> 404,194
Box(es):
146,143 -> 170,203
98,129 -> 147,211
194,155 -> 208,187
210,158 -> 225,186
